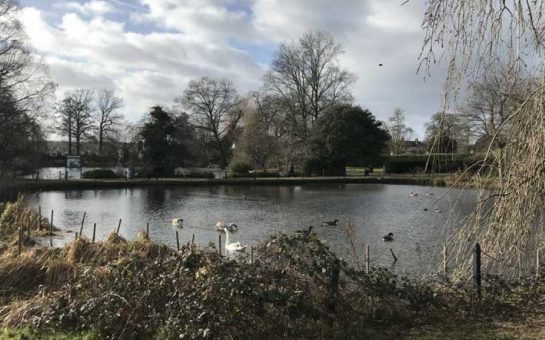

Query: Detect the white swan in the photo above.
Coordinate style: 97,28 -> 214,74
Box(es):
172,218 -> 184,227
223,227 -> 247,252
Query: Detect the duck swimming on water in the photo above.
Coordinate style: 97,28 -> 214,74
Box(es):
216,222 -> 238,232
323,219 -> 339,226
296,226 -> 313,236
382,232 -> 394,241
172,219 -> 184,227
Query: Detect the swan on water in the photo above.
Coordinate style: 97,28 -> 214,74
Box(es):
223,226 -> 247,252
172,219 -> 184,227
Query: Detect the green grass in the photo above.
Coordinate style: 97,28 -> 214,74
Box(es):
0,328 -> 98,340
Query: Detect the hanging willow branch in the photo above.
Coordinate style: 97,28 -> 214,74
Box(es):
417,0 -> 545,280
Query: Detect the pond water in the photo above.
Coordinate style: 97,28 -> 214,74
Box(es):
28,184 -> 478,277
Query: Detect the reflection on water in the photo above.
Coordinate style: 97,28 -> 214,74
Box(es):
28,184 -> 479,276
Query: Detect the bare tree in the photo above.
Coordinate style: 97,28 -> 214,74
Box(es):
0,0 -> 54,173
462,65 -> 533,147
237,108 -> 279,170
96,89 -> 123,154
250,91 -> 286,138
177,77 -> 240,168
264,31 -> 355,144
56,89 -> 95,155
387,108 -> 414,155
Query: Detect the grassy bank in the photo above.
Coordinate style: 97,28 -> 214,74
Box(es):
0,174 -> 448,196
0,199 -> 540,339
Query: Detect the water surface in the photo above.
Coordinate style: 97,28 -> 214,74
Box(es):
29,184 -> 477,276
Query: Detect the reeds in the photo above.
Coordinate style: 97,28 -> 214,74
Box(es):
0,195 -> 53,241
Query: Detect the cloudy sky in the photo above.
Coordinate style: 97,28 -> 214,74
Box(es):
19,0 -> 447,138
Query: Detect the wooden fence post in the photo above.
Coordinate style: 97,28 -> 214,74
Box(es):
518,251 -> 523,280
536,249 -> 541,280
92,223 -> 96,243
473,243 -> 482,299
49,210 -> 54,236
218,234 -> 222,256
38,206 -> 41,231
389,248 -> 398,262
146,222 -> 149,238
18,227 -> 22,255
79,212 -> 86,238
191,234 -> 195,246
116,219 -> 122,234
176,230 -> 180,251
443,242 -> 448,276
250,246 -> 254,264
365,244 -> 370,274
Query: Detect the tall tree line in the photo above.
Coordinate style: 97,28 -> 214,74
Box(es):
0,0 -> 54,175
55,89 -> 123,156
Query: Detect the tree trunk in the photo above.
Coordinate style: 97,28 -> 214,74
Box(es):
76,135 -> 80,155
99,128 -> 103,155
68,114 -> 72,156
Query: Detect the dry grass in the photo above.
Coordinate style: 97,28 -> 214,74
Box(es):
0,195 -> 55,242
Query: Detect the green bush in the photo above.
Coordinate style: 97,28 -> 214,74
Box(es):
82,169 -> 121,179
229,161 -> 253,174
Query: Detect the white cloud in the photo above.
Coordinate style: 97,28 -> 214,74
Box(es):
63,1 -> 116,16
20,0 -> 446,137
20,5 -> 265,124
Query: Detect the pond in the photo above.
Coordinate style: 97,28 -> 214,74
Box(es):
28,184 -> 478,277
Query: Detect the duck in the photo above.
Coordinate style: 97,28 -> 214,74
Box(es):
423,208 -> 428,211
382,232 -> 394,241
323,219 -> 339,226
216,221 -> 226,231
227,223 -> 238,232
435,208 -> 441,213
296,226 -> 313,236
172,218 -> 184,227
223,226 -> 247,252
410,192 -> 418,197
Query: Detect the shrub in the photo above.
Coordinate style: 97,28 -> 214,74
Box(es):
229,161 -> 252,175
82,169 -> 121,179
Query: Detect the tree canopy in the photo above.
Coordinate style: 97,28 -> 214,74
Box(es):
307,105 -> 389,175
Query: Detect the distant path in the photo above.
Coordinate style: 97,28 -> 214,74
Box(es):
0,174 -> 449,194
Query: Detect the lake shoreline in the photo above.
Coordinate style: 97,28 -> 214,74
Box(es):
1,175 -> 448,194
